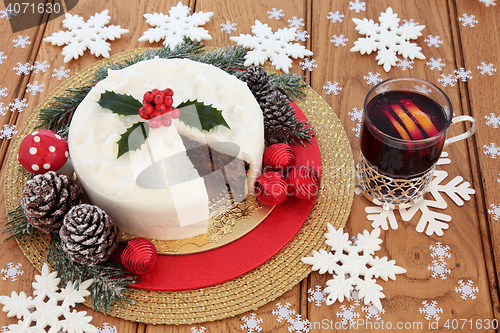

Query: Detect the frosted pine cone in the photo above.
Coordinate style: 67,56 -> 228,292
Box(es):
239,65 -> 276,103
60,204 -> 119,265
22,171 -> 82,233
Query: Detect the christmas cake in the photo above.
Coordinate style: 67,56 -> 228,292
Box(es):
68,58 -> 264,240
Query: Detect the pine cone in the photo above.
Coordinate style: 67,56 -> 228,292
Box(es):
60,204 -> 119,265
260,90 -> 297,144
22,171 -> 82,234
239,65 -> 276,103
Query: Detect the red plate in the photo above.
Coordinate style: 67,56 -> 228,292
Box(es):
121,103 -> 320,291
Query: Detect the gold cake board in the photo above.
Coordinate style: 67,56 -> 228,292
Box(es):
3,48 -> 355,325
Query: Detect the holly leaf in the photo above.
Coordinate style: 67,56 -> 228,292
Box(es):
177,100 -> 230,132
116,121 -> 149,158
98,90 -> 143,116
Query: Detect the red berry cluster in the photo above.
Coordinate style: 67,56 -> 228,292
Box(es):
139,88 -> 181,128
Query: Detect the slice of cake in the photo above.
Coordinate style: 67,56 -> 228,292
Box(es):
68,58 -> 264,240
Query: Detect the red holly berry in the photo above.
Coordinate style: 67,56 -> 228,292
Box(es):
143,91 -> 154,103
161,116 -> 172,127
163,88 -> 174,97
144,104 -> 154,114
163,96 -> 173,107
148,117 -> 162,128
168,108 -> 180,119
156,104 -> 167,114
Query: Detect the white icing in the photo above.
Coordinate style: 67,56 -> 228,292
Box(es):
68,58 -> 264,240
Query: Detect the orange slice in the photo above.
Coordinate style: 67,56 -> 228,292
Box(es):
401,99 -> 439,137
382,109 -> 411,140
390,104 -> 425,140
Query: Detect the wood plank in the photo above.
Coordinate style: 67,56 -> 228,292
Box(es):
452,0 -> 500,322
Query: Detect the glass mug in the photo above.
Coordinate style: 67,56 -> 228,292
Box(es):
356,77 -> 476,210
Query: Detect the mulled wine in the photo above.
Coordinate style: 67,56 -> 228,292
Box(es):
361,90 -> 448,177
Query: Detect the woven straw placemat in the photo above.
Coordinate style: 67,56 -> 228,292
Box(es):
3,48 -> 355,325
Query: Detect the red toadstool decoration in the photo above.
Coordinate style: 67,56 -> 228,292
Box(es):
17,130 -> 69,174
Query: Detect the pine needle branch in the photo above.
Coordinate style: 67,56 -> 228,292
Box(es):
288,118 -> 314,147
47,234 -> 137,314
270,73 -> 307,101
2,204 -> 33,242
188,45 -> 247,75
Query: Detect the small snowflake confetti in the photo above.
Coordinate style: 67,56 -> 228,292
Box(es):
240,313 -> 263,333
302,226 -> 406,311
428,259 -> 451,279
295,30 -> 310,42
426,57 -> 445,71
0,87 -> 7,98
479,0 -> 497,6
98,323 -> 117,333
12,35 -> 31,48
0,10 -> 7,19
350,7 -> 426,72
478,62 -> 497,75
9,98 -> 28,113
230,20 -> 313,74
288,17 -> 305,29
483,143 -> 500,158
349,0 -> 366,13
0,263 -> 95,333
396,58 -> 414,70
307,286 -> 327,307
26,81 -> 45,96
272,302 -> 295,322
429,242 -> 451,259
485,113 -> 500,128
455,67 -> 472,82
190,327 -> 206,333
0,125 -> 17,139
459,14 -> 478,27
0,51 -> 6,64
455,280 -> 479,299
353,122 -> 361,137
438,73 -> 457,87
268,8 -> 284,20
300,58 -> 317,71
327,11 -> 344,23
287,314 -> 310,333
362,303 -> 385,321
488,203 -> 500,220
336,305 -> 360,325
349,107 -> 363,123
403,18 -> 420,25
1,263 -> 23,282
13,62 -> 32,75
32,60 -> 50,73
364,72 -> 382,85
424,35 -> 443,48
220,21 -> 236,33
330,34 -> 348,46
323,81 -> 342,95
0,103 -> 7,116
419,301 -> 443,321
45,9 -> 129,62
52,66 -> 70,80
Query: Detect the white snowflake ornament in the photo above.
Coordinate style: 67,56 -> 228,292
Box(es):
0,125 -> 17,139
307,286 -> 327,307
301,225 -> 406,311
44,9 -> 129,63
272,302 -> 295,322
455,280 -> 479,299
478,62 -> 497,75
230,20 -> 313,74
427,57 -> 445,71
1,263 -> 23,282
419,300 -> 443,321
350,7 -> 426,72
323,81 -> 342,95
9,98 -> 28,113
52,66 -> 70,80
240,313 -> 263,333
138,2 -> 213,50
0,87 -> 7,98
0,263 -> 96,333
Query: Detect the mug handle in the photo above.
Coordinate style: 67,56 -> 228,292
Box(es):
444,115 -> 476,147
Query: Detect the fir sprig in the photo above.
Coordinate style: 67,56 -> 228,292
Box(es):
270,72 -> 307,101
47,234 -> 137,314
2,204 -> 33,242
189,45 -> 247,75
289,118 -> 314,147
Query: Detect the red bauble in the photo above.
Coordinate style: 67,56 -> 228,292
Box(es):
263,143 -> 296,174
121,238 -> 158,275
255,171 -> 288,206
287,165 -> 320,200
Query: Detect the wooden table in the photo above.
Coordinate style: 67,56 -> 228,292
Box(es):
1,0 -> 499,332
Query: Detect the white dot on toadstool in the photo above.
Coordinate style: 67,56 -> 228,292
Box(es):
29,147 -> 37,155
43,163 -> 51,170
49,146 -> 56,152
32,164 -> 40,171
65,151 -> 69,158
32,131 -> 39,135
55,134 -> 62,140
33,136 -> 40,143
